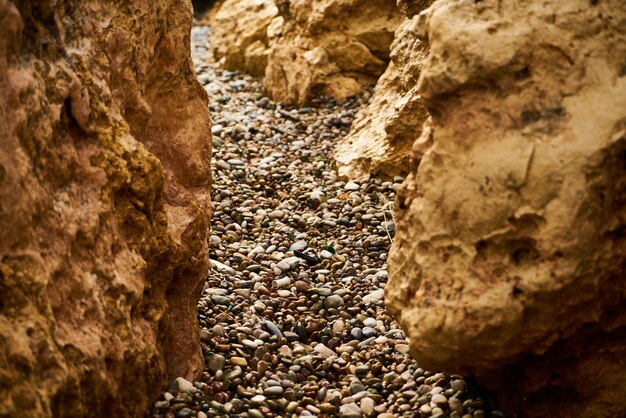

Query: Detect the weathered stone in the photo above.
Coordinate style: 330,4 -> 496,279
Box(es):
335,12 -> 431,179
0,0 -> 211,416
387,1 -> 626,417
211,0 -> 278,76
264,0 -> 403,105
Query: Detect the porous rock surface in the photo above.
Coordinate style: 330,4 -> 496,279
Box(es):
0,1 -> 211,417
334,12 -> 430,180
265,0 -> 403,105
387,1 -> 626,417
211,0 -> 278,76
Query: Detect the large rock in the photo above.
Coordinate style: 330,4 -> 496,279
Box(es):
264,0 -> 403,105
387,0 -> 626,417
334,13 -> 430,180
0,1 -> 211,417
211,0 -> 278,76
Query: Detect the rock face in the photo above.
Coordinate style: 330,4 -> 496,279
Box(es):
210,0 -> 403,105
0,1 -> 211,417
264,0 -> 403,105
334,13 -> 430,180
211,0 -> 278,76
387,1 -> 626,417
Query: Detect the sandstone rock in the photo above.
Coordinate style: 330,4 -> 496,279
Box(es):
264,0 -> 403,105
335,13 -> 430,180
211,0 -> 278,76
0,0 -> 211,417
387,1 -> 626,417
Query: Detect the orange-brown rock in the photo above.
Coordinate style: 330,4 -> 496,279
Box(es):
264,0 -> 403,105
335,14 -> 430,180
211,0 -> 278,76
387,1 -> 626,417
0,1 -> 211,417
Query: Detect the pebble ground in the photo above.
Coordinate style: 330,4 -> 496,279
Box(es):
149,25 -> 506,418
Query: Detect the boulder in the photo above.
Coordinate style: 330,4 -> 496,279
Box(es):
0,0 -> 211,417
334,13 -> 430,180
211,0 -> 278,76
387,0 -> 626,417
264,0 -> 403,105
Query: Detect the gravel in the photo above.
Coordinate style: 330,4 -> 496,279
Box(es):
149,24 -> 506,418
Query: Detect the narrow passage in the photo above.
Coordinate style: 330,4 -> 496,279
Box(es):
149,25 -> 505,418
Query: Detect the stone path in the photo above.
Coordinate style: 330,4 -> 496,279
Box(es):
149,25 -> 506,418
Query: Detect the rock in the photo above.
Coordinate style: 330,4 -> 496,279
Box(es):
289,241 -> 308,252
324,294 -> 345,309
349,380 -> 366,394
210,259 -> 237,275
211,0 -> 279,76
175,408 -> 193,417
264,0 -> 403,105
362,327 -> 377,338
263,386 -> 284,396
0,0 -> 210,416
360,397 -> 375,416
313,344 -> 336,358
171,377 -> 196,393
395,344 -> 410,354
362,289 -> 384,304
333,320 -> 346,334
212,124 -> 224,135
363,318 -> 377,328
320,250 -> 333,259
309,190 -> 326,208
419,404 -> 432,415
264,320 -> 283,337
351,328 -> 364,340
216,160 -> 231,170
431,393 -> 447,406
344,181 -> 361,191
335,12 -> 431,179
339,402 -> 363,418
450,379 -> 467,393
207,354 -> 227,373
230,357 -> 248,367
387,1 -> 626,417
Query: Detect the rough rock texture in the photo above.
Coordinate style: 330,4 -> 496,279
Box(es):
387,1 -> 626,417
211,0 -> 278,76
264,0 -> 403,105
334,13 -> 430,180
0,1 -> 211,417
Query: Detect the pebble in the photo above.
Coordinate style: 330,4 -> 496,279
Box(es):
344,181 -> 361,191
363,318 -> 377,328
362,326 -> 377,337
151,24 -> 507,418
314,344 -> 336,358
170,377 -> 195,393
339,402 -> 363,418
324,294 -> 345,308
207,354 -> 225,373
263,386 -> 284,396
360,397 -> 375,416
